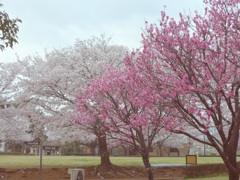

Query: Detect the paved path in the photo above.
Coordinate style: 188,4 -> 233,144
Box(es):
87,177 -> 183,180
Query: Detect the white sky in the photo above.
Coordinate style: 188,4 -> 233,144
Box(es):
0,0 -> 203,63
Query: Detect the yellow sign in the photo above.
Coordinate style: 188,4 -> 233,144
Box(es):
186,155 -> 197,165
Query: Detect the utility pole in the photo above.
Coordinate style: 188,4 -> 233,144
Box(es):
204,135 -> 206,156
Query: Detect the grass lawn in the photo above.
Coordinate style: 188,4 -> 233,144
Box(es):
0,155 -> 235,167
0,156 -> 234,179
186,173 -> 228,180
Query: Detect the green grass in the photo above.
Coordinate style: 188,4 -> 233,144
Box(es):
186,173 -> 228,180
0,156 -> 99,167
0,156 -> 234,179
0,155 -> 234,167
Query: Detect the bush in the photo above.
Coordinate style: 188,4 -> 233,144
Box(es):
198,153 -> 219,157
62,152 -> 89,156
0,152 -> 22,155
184,163 -> 227,178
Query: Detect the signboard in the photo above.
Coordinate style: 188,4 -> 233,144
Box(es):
24,140 -> 42,179
186,155 -> 197,165
24,141 -> 39,146
43,146 -> 57,150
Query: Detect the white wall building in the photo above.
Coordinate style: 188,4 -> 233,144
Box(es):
0,141 -> 5,152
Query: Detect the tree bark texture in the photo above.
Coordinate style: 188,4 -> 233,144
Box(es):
97,135 -> 111,167
142,153 -> 154,180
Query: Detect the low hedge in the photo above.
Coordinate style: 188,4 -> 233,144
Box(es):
198,153 -> 220,157
62,153 -> 90,156
184,162 -> 240,178
0,152 -> 22,155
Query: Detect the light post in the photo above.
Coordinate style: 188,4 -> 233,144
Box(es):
204,135 -> 206,156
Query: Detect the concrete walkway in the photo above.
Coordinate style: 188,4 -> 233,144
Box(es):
87,177 -> 183,180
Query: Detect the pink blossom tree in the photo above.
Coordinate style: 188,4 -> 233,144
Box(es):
126,0 -> 240,179
73,95 -> 112,167
74,67 -> 172,179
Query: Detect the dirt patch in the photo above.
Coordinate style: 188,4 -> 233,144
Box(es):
0,166 -> 184,179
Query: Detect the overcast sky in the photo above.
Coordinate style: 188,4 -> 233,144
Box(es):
0,0 -> 203,63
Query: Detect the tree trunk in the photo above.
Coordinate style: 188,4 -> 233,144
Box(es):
224,119 -> 240,180
225,143 -> 239,180
97,134 -> 111,167
142,152 -> 154,180
228,168 -> 239,180
157,143 -> 163,157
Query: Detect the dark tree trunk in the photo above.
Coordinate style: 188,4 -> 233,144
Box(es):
223,118 -> 240,180
142,152 -> 154,180
224,147 -> 239,180
228,168 -> 239,180
157,143 -> 163,157
11,142 -> 16,153
224,141 -> 239,180
97,135 -> 111,167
